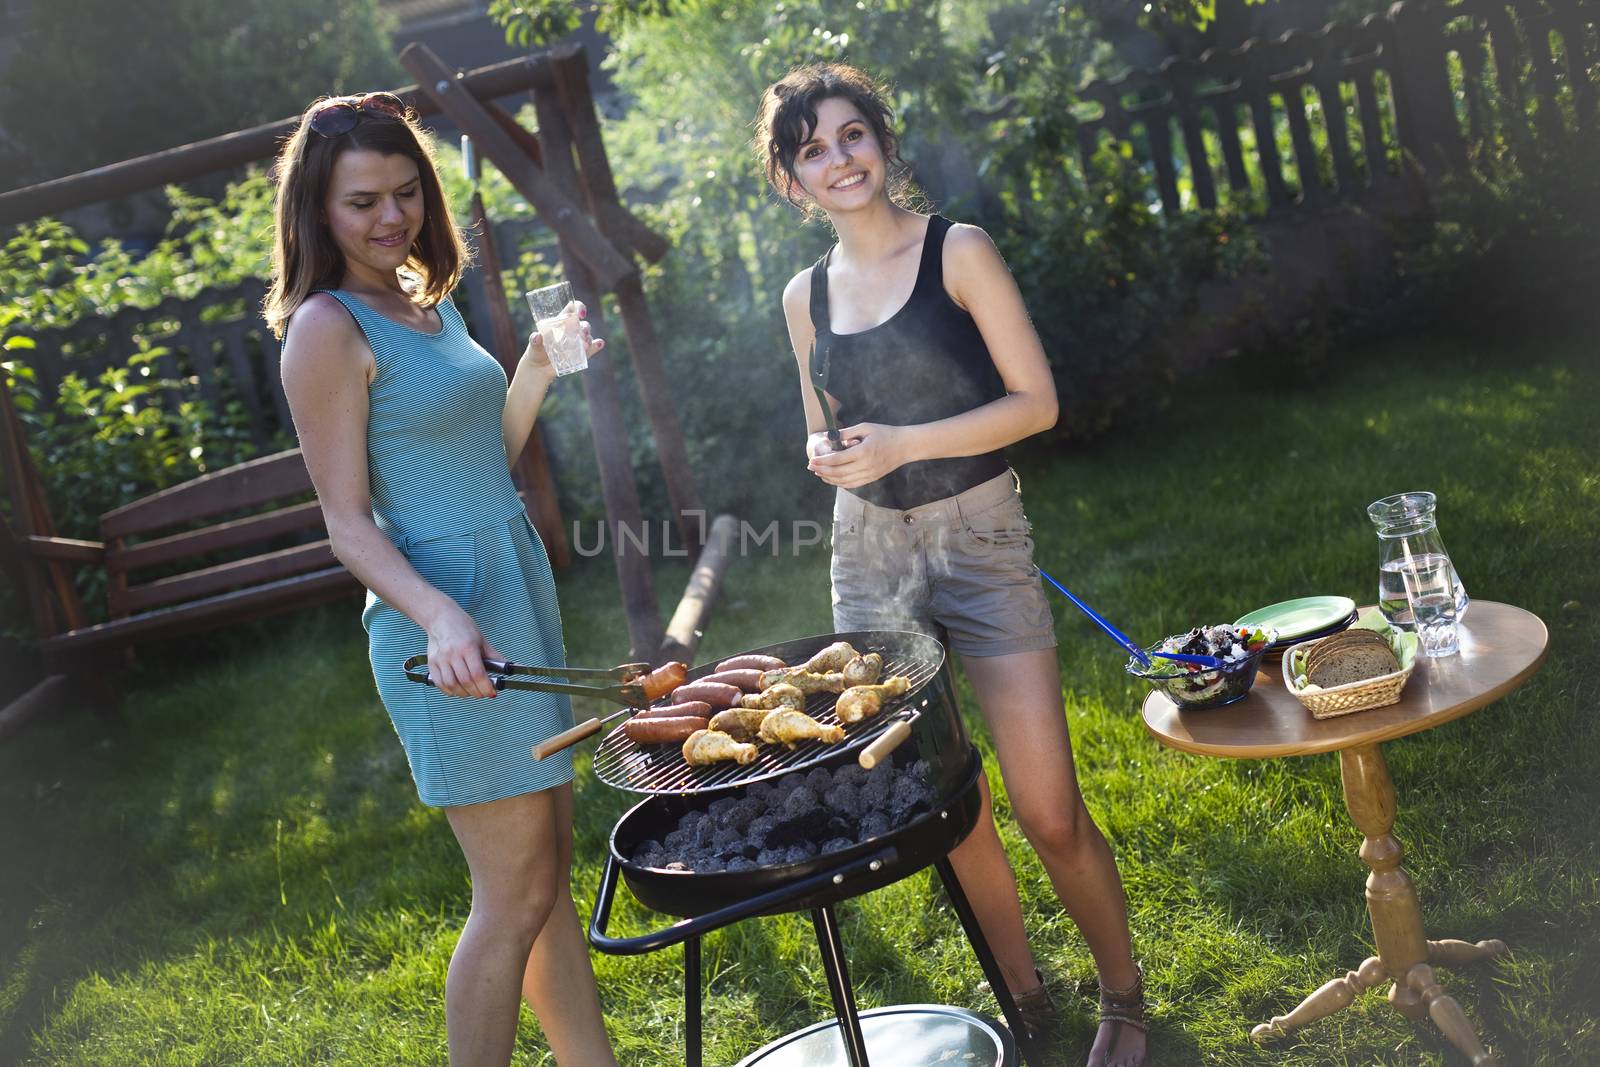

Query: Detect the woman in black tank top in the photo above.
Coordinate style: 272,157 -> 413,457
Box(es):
756,65 -> 1148,1066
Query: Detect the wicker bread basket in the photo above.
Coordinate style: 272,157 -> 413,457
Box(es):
1283,635 -> 1415,719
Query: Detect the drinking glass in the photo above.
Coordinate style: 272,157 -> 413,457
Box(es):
524,280 -> 588,376
1400,555 -> 1460,657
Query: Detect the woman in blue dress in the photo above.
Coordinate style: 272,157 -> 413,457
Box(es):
267,92 -> 618,1067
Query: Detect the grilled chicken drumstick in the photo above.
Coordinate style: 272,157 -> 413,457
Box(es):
739,683 -> 807,710
708,707 -> 771,743
835,676 -> 912,723
758,709 -> 845,748
802,641 -> 859,674
841,652 -> 883,687
682,728 -> 758,766
758,668 -> 845,694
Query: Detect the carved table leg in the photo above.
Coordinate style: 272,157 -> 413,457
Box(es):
1251,957 -> 1385,1041
1429,939 -> 1508,968
1259,743 -> 1508,1060
1408,963 -> 1500,1066
1341,743 -> 1430,1018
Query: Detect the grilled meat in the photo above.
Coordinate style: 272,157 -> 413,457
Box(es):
682,728 -> 758,766
708,707 -> 770,743
841,652 -> 883,687
758,668 -> 846,694
758,709 -> 846,748
802,641 -> 860,674
740,683 -> 807,710
835,676 -> 912,723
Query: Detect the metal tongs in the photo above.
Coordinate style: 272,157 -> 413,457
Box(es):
403,654 -> 651,705
401,655 -> 659,761
808,337 -> 843,449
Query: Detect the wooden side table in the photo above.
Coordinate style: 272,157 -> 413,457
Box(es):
1141,601 -> 1548,1066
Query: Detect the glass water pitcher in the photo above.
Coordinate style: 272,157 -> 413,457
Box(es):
1367,491 -> 1469,629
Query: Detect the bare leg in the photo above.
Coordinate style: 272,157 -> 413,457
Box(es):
520,783 -> 620,1066
444,788 -> 617,1067
945,769 -> 1042,993
961,648 -> 1144,1067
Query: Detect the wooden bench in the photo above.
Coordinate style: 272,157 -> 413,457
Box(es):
4,448 -> 361,731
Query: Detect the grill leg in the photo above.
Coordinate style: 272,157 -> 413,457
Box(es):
685,935 -> 702,1067
935,857 -> 1045,1067
811,906 -> 870,1067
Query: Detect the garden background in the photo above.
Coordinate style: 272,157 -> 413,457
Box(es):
1,0 -> 1597,1064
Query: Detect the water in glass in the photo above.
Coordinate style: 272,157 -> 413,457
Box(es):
1400,558 -> 1460,657
525,280 -> 588,376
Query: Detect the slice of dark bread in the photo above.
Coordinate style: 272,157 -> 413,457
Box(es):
1307,644 -> 1400,688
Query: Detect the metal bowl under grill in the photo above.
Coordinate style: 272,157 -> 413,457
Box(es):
592,629 -> 967,797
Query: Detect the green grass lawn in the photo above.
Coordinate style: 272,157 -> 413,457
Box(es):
2,330 -> 1597,1066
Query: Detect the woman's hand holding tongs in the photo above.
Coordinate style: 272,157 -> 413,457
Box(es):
425,602 -> 503,699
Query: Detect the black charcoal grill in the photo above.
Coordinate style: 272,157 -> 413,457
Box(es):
585,630 -> 1045,1067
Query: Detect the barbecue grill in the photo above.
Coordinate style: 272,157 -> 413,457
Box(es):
582,630 -> 1047,1067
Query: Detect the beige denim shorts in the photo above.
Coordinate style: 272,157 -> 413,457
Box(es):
830,469 -> 1057,657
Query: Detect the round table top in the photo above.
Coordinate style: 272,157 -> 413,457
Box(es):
1141,601 -> 1548,760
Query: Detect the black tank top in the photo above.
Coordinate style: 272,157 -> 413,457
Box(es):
809,215 -> 1008,510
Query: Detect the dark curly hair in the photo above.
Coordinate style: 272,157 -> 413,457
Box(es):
753,62 -> 918,218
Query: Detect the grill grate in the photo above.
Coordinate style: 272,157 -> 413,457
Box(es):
592,639 -> 944,795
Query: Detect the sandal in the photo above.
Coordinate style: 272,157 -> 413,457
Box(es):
1095,963 -> 1148,1065
980,968 -> 1058,1041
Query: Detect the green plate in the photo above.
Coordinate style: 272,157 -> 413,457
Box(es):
1234,596 -> 1358,641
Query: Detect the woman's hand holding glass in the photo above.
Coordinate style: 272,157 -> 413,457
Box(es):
520,299 -> 604,376
806,421 -> 911,489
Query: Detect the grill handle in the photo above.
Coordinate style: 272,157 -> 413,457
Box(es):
589,846 -> 899,956
858,710 -> 919,770
533,716 -> 607,760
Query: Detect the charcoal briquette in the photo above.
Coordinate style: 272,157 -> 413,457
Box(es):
727,856 -> 758,872
756,848 -> 788,867
831,764 -> 865,789
824,783 -> 859,814
782,786 -> 819,814
858,810 -> 891,840
804,767 -> 833,791
821,836 -> 854,854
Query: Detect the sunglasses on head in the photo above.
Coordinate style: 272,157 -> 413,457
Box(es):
307,92 -> 407,137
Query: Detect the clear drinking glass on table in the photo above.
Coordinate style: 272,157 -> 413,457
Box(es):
1400,555 -> 1461,657
524,280 -> 588,376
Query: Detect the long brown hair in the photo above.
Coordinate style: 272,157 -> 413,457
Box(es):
752,63 -> 917,219
264,95 -> 466,338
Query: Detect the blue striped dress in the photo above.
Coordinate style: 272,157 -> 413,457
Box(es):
322,289 -> 574,807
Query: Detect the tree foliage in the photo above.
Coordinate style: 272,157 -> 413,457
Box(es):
1,0 -> 401,186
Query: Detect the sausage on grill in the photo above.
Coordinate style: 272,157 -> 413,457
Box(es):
714,654 -> 787,674
700,668 -> 764,693
623,715 -> 708,745
670,681 -> 742,709
634,700 -> 712,721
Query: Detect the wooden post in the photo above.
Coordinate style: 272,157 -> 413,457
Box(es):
0,378 -> 88,639
399,45 -> 635,293
549,49 -> 705,549
659,514 -> 739,665
525,84 -> 667,659
464,156 -> 571,568
0,53 -> 581,227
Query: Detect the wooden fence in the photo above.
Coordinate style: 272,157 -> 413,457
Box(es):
1071,0 -> 1597,217
16,278 -> 289,452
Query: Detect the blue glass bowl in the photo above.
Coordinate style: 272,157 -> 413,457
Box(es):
1126,635 -> 1273,710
